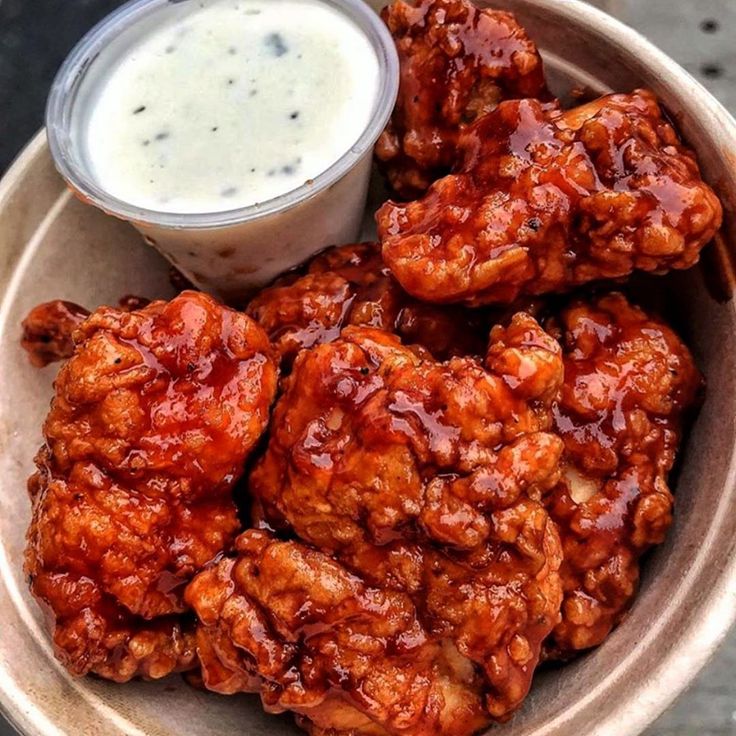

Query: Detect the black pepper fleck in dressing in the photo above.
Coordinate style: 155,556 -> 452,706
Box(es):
133,105 -> 147,115
265,32 -> 288,57
266,157 -> 302,178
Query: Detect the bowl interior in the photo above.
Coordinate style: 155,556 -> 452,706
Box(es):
1,1 -> 736,735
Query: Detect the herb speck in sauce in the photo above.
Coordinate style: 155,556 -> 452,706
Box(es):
133,105 -> 147,115
228,46 -> 238,55
155,131 -> 171,141
221,186 -> 239,197
289,111 -> 299,120
264,32 -> 288,57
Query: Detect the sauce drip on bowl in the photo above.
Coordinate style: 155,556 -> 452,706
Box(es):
78,0 -> 380,214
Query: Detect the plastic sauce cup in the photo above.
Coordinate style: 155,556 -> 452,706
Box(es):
46,0 -> 399,303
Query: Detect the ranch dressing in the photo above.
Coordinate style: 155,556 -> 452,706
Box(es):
80,0 -> 381,214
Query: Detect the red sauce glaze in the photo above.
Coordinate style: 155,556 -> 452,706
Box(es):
21,300 -> 90,367
25,291 -> 278,681
247,242 -> 491,368
542,293 -> 702,656
187,529 -> 491,736
197,317 -> 567,733
20,296 -> 152,367
376,0 -> 549,199
377,91 -> 723,306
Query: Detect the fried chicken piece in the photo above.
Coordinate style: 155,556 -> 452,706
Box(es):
247,242 -> 490,367
375,0 -> 548,198
25,291 -> 278,681
378,90 -> 723,305
213,320 -> 567,733
542,293 -> 702,657
187,529 -> 491,736
21,300 -> 90,367
21,296 -> 152,367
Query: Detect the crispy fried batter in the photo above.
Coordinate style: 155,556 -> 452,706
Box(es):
187,529 -> 490,736
376,0 -> 548,198
543,293 -> 702,656
25,291 -> 278,680
193,318 -> 568,733
378,91 -> 723,305
21,300 -> 90,367
21,296 -> 153,367
247,242 -> 489,366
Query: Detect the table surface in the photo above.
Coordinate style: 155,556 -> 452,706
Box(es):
1,0 -> 735,734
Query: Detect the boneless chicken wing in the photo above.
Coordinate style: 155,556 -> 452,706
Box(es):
376,0 -> 548,198
187,317 -> 566,734
25,291 -> 278,680
21,296 -> 152,367
377,91 -> 723,305
187,529 -> 491,736
543,293 -> 701,656
21,300 -> 90,367
247,242 -> 490,367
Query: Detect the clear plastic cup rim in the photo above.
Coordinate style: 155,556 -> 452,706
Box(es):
45,0 -> 399,231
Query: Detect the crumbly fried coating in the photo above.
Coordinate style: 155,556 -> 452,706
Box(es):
187,529 -> 491,736
247,242 -> 489,366
21,296 -> 152,367
375,0 -> 548,199
543,293 -> 702,656
210,319 -> 567,733
21,300 -> 90,367
25,291 -> 278,680
377,90 -> 723,305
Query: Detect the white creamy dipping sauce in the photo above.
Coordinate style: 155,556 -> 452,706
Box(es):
79,0 -> 380,214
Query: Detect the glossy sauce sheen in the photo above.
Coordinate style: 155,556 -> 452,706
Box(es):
82,0 -> 380,213
24,292 -> 279,681
543,294 -> 702,657
377,90 -> 723,306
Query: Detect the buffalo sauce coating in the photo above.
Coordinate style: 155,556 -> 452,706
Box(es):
186,529 -> 491,736
543,293 -> 702,656
20,300 -> 90,367
247,241 -> 491,368
378,90 -> 723,306
192,319 -> 568,733
20,296 -> 152,367
25,291 -> 278,681
375,0 -> 548,199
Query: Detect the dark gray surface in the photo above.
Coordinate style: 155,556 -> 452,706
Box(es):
0,0 -> 734,734
0,0 -> 121,172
